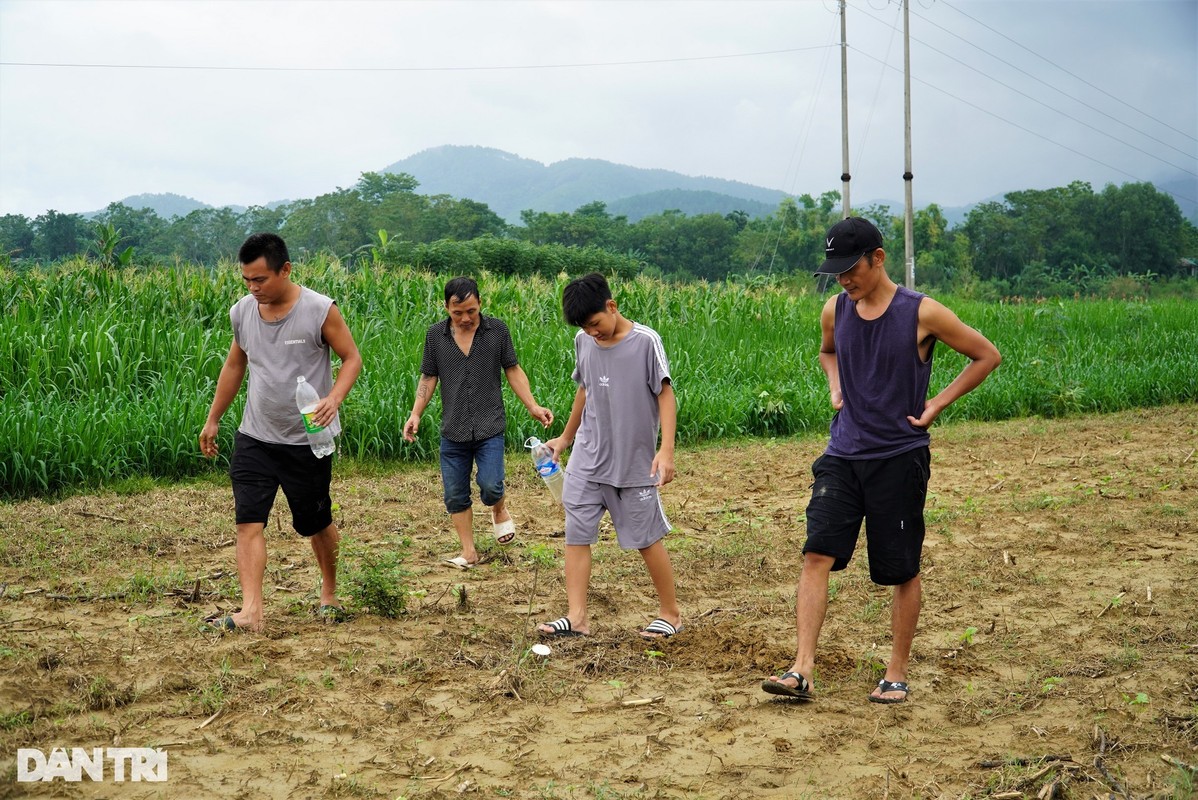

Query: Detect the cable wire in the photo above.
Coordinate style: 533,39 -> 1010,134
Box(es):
845,3 -> 1195,179
0,46 -> 828,73
939,0 -> 1196,144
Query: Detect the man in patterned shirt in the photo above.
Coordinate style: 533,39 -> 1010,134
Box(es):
404,277 -> 554,568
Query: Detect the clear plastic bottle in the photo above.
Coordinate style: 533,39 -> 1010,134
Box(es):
295,376 -> 336,458
525,436 -> 564,504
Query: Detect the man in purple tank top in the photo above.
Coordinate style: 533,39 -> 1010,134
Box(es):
763,217 -> 1001,704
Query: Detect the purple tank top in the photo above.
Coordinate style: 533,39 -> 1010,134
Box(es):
826,285 -> 932,459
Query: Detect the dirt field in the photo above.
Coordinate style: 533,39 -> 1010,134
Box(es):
1,405 -> 1196,799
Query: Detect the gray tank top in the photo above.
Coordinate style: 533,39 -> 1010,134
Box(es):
231,286 -> 339,445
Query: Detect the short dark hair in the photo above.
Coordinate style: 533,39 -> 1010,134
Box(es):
239,233 -> 290,272
444,276 -> 480,306
562,272 -> 612,327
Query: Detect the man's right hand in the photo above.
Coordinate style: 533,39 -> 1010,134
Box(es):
199,421 -> 220,458
402,414 -> 420,442
544,436 -> 569,462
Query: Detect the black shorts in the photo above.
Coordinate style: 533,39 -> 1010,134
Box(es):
802,447 -> 930,586
229,431 -> 333,537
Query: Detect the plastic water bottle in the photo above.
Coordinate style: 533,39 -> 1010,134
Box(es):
295,376 -> 336,458
525,436 -> 564,504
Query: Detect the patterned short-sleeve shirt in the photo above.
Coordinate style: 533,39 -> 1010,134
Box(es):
419,314 -> 518,442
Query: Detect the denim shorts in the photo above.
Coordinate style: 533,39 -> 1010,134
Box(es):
802,447 -> 930,586
229,431 -> 333,537
439,434 -> 506,514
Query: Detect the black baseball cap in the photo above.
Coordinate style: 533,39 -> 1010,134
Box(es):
814,217 -> 884,276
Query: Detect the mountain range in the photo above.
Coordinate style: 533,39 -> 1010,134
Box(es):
379,146 -> 790,222
96,145 -> 1196,228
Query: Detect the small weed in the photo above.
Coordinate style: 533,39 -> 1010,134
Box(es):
1041,676 -> 1063,694
195,680 -> 225,715
827,577 -> 841,601
523,542 -> 558,570
0,710 -> 34,730
338,535 -> 412,619
112,565 -> 191,603
859,597 -> 885,623
523,542 -> 559,624
1123,692 -> 1149,706
1108,646 -> 1141,671
644,649 -> 665,660
77,675 -> 135,711
959,626 -> 979,646
1165,763 -> 1195,799
852,653 -> 886,684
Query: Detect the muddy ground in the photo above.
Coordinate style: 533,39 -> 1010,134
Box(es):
1,405 -> 1196,799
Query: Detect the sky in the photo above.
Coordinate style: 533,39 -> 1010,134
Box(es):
1,0 -> 1195,219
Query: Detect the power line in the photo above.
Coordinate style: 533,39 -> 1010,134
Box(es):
847,3 -> 1196,179
0,46 -> 828,74
849,45 -> 1197,205
909,2 -> 1195,162
939,0 -> 1196,145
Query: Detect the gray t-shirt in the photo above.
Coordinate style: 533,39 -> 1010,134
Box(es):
567,322 -> 671,487
231,286 -> 339,445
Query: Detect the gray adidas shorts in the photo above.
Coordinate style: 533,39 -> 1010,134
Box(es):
563,474 -> 672,550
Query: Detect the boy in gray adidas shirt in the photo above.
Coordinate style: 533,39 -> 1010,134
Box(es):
537,273 -> 683,641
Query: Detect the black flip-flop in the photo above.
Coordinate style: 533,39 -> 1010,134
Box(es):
317,604 -> 348,624
869,679 -> 909,704
537,617 -> 585,638
639,618 -> 682,640
761,671 -> 814,699
203,614 -> 238,633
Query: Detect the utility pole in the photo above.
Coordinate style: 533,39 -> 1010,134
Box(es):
840,0 -> 851,219
903,0 -> 915,288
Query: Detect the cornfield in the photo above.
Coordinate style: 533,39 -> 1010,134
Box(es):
1,259 -> 1195,498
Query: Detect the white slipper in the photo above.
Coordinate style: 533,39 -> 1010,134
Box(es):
443,556 -> 476,570
492,518 -> 516,545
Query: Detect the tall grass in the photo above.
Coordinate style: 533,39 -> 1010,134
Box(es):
1,259 -> 1195,498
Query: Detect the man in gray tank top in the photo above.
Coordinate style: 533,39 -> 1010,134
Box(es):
198,233 -> 363,633
763,217 -> 1000,704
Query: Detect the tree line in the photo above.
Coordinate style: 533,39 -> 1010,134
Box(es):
2,171 -> 1194,297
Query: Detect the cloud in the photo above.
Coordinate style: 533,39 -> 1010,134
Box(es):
1,0 -> 1194,218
